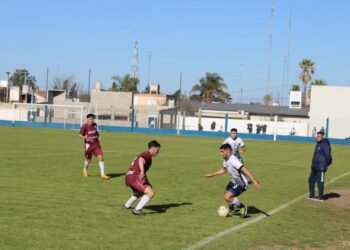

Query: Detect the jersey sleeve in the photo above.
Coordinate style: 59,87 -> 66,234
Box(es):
240,138 -> 245,147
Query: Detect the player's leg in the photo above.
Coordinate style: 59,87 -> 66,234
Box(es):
83,144 -> 92,177
308,169 -> 317,199
124,191 -> 143,209
96,149 -> 109,180
225,183 -> 247,218
133,186 -> 154,215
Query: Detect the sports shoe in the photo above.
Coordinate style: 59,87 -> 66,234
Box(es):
100,174 -> 110,180
228,204 -> 235,215
83,168 -> 88,177
307,195 -> 319,201
240,205 -> 247,218
122,205 -> 131,210
132,209 -> 144,215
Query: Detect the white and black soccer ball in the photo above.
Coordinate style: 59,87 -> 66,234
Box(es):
217,206 -> 229,217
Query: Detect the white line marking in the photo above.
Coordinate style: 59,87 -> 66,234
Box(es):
185,171 -> 350,250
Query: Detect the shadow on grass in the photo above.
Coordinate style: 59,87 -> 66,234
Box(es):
107,173 -> 125,178
246,206 -> 270,217
144,202 -> 192,214
323,192 -> 340,200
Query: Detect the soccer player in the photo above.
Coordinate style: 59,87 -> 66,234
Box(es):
223,128 -> 246,163
124,140 -> 161,215
205,143 -> 261,218
79,113 -> 109,180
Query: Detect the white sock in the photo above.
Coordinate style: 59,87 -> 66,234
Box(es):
84,161 -> 89,169
125,195 -> 138,208
135,195 -> 150,210
232,197 -> 241,207
99,161 -> 105,176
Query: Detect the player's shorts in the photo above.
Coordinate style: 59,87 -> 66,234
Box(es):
125,175 -> 150,193
225,182 -> 247,197
84,143 -> 103,160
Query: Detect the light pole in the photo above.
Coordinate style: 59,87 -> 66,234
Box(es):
6,72 -> 10,102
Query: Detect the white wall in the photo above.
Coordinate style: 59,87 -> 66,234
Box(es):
182,116 -> 308,136
309,86 -> 350,139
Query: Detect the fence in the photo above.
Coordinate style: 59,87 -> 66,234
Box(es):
0,103 -> 349,145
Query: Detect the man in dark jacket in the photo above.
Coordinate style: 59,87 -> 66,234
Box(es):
308,131 -> 332,201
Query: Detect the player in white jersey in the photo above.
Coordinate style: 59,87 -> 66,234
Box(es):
223,128 -> 246,163
205,143 -> 261,218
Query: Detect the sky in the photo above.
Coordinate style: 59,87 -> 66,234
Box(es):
1,0 -> 350,104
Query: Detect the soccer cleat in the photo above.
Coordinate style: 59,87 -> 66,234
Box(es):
228,204 -> 235,215
100,174 -> 110,180
132,209 -> 144,215
240,205 -> 247,218
122,205 -> 132,210
83,168 -> 88,177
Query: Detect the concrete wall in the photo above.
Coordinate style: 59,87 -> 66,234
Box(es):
309,86 -> 350,139
134,94 -> 166,106
182,116 -> 308,136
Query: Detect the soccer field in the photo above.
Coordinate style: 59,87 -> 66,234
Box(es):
1,127 -> 349,249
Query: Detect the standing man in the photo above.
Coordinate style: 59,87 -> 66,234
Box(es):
205,143 -> 261,217
124,140 -> 161,215
79,114 -> 110,180
308,131 -> 332,201
223,128 -> 246,163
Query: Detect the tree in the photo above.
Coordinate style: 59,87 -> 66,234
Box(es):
9,69 -> 36,88
190,72 -> 231,103
263,94 -> 273,106
142,84 -> 150,94
290,84 -> 300,91
109,82 -> 118,92
310,79 -> 327,88
111,74 -> 139,93
51,74 -> 79,99
299,59 -> 315,106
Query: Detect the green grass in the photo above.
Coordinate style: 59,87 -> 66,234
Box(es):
0,127 -> 349,249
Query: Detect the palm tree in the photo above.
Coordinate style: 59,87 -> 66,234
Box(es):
290,84 -> 300,91
111,74 -> 139,93
299,59 -> 315,106
190,72 -> 230,103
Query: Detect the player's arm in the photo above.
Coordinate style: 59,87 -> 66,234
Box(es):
138,157 -> 146,181
205,167 -> 226,178
241,166 -> 261,189
79,127 -> 87,140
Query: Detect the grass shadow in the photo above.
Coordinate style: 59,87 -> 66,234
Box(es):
247,206 -> 270,217
323,192 -> 340,200
144,202 -> 192,214
107,173 -> 125,178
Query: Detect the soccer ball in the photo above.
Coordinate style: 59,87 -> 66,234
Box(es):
217,206 -> 229,217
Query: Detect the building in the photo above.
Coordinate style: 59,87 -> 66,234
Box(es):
309,85 -> 350,139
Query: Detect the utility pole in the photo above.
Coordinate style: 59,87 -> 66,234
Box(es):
6,72 -> 10,102
88,69 -> 91,102
147,51 -> 152,85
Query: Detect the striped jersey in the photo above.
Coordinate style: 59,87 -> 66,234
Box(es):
223,136 -> 245,158
223,155 -> 248,188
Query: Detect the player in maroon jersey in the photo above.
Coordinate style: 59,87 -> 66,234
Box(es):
79,113 -> 109,180
124,140 -> 161,215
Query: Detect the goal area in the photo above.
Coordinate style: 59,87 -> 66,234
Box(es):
12,103 -> 86,130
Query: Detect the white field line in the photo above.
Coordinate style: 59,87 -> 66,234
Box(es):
185,170 -> 350,250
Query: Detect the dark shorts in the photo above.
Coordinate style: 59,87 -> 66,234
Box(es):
125,175 -> 150,193
225,182 -> 247,197
85,143 -> 103,160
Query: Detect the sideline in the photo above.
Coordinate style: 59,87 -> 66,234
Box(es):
185,171 -> 350,250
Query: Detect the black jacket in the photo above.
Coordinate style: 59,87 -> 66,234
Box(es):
311,138 -> 332,171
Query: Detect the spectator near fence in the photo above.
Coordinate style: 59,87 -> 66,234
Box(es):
210,121 -> 216,132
